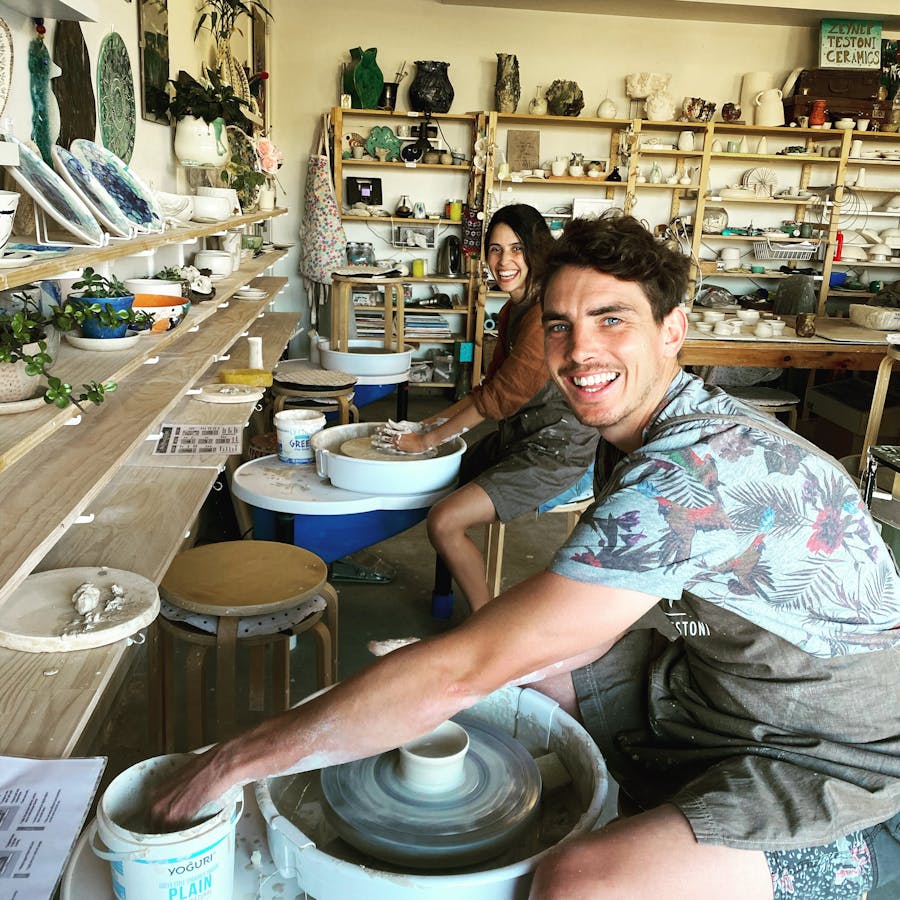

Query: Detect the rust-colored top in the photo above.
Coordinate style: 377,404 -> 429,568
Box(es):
470,301 -> 548,421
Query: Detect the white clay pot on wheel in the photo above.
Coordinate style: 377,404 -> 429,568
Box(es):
173,115 -> 229,167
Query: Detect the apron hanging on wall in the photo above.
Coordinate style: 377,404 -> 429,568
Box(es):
298,112 -> 347,327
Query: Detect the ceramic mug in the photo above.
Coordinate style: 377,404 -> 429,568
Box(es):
727,141 -> 740,153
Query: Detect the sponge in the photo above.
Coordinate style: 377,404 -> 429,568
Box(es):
219,369 -> 273,387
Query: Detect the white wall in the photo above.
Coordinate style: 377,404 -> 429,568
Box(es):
272,0 -> 824,348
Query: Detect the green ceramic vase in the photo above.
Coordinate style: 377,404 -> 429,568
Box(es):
344,47 -> 384,110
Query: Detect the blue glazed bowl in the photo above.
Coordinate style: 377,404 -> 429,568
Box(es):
72,294 -> 135,339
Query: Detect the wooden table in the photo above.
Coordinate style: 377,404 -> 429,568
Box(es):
681,327 -> 890,373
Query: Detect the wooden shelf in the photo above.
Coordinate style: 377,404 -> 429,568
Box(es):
341,159 -> 472,172
337,108 -> 477,123
710,152 -> 836,164
341,215 -> 462,226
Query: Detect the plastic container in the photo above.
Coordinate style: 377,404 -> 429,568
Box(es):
274,410 -> 327,464
89,753 -> 242,900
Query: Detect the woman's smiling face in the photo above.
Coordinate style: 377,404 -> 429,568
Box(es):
486,222 -> 529,302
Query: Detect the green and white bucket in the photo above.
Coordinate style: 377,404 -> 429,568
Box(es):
89,753 -> 241,900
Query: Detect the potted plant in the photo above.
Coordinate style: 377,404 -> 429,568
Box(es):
0,292 -> 128,410
194,0 -> 272,49
169,69 -> 248,166
67,268 -> 141,339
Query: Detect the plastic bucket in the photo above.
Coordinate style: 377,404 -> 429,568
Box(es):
89,753 -> 242,900
274,410 -> 327,464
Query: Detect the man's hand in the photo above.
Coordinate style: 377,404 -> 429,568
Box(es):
150,747 -> 238,832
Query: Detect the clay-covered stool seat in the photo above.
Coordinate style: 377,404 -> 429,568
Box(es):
271,360 -> 359,424
157,540 -> 338,749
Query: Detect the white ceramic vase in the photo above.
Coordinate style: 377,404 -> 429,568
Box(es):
0,340 -> 44,403
258,184 -> 276,210
740,72 -> 773,126
173,116 -> 229,167
597,97 -> 618,118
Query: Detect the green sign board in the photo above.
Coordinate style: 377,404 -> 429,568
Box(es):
820,19 -> 882,69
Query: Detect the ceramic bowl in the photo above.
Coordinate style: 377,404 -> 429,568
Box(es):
132,294 -> 190,333
192,194 -> 232,222
834,118 -> 855,130
695,322 -> 713,333
193,250 -> 233,279
702,310 -> 726,323
737,309 -> 760,324
196,185 -> 239,214
124,277 -> 183,299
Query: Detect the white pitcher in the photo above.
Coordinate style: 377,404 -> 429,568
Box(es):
739,72 -> 773,125
754,88 -> 784,127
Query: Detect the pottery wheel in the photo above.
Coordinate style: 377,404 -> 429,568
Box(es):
339,437 -> 436,461
320,717 -> 541,869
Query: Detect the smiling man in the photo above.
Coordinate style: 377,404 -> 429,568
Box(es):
154,214 -> 900,900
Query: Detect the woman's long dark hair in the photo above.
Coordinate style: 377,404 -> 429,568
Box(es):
485,204 -> 553,303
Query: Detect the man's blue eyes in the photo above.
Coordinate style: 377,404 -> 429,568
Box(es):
545,317 -> 622,332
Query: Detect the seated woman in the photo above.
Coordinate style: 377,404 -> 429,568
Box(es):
384,204 -> 598,614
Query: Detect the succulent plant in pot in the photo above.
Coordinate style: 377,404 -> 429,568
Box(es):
0,291 -> 125,409
67,268 -> 146,339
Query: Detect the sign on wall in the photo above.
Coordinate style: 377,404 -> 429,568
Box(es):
820,19 -> 882,69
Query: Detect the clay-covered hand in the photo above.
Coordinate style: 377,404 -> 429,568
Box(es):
371,419 -> 427,453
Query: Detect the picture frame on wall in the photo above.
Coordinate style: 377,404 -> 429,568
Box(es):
137,0 -> 169,125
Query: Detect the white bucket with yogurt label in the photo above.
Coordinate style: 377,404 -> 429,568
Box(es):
274,410 -> 327,464
89,753 -> 241,900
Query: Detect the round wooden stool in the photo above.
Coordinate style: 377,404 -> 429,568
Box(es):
726,386 -> 800,430
271,361 -> 359,425
157,540 -> 338,749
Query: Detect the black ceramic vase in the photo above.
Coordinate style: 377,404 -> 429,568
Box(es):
495,53 -> 520,113
408,60 -> 454,114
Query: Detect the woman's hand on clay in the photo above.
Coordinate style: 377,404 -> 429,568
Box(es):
371,420 -> 428,453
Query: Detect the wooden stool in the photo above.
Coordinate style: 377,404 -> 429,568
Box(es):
271,361 -> 359,425
726,386 -> 800,430
157,540 -> 338,749
484,497 -> 593,599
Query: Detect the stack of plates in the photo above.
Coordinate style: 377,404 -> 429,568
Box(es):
234,287 -> 267,300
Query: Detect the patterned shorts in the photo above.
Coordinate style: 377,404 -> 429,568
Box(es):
766,831 -> 874,899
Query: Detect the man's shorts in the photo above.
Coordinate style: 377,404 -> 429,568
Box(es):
766,811 -> 900,899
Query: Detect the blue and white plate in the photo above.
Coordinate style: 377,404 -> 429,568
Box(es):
51,145 -> 134,238
0,136 -> 104,246
69,138 -> 164,234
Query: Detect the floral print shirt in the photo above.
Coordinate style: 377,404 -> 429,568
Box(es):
551,370 -> 900,657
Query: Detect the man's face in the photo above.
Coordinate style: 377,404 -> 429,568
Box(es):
542,265 -> 686,450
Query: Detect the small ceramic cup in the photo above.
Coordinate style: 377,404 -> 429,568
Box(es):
857,119 -> 870,132
713,321 -> 733,336
769,319 -> 786,336
702,309 -> 726,323
397,721 -> 469,794
687,311 -> 703,323
750,265 -> 766,274
754,322 -> 774,339
696,322 -> 713,333
737,309 -> 760,324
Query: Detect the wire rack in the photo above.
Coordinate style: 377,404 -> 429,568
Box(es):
752,238 -> 818,261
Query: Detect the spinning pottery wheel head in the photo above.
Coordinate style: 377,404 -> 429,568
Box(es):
320,717 -> 542,869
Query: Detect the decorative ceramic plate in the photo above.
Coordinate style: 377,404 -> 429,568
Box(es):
51,145 -> 134,238
0,136 -> 104,246
0,18 -> 12,120
96,31 -> 136,163
64,331 -> 142,351
742,166 -> 778,197
193,383 -> 264,404
215,125 -> 261,211
69,139 -> 164,233
364,125 -> 401,162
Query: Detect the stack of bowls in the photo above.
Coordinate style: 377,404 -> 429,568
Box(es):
193,249 -> 233,280
192,194 -> 232,222
125,277 -> 190,332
